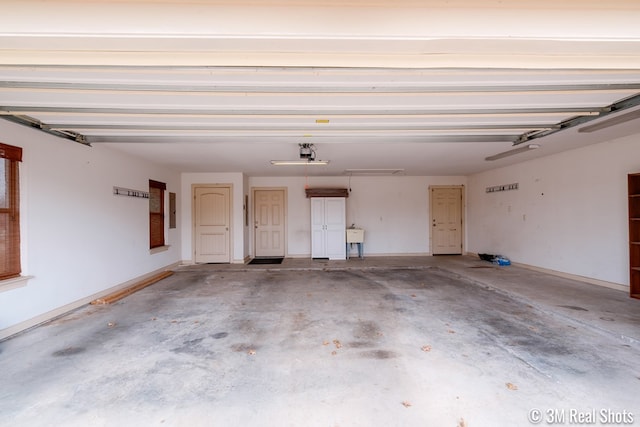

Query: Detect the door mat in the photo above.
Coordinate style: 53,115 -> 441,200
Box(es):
248,257 -> 284,265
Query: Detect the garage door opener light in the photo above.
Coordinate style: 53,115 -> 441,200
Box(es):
271,143 -> 329,166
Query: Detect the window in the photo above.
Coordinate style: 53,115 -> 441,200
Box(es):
0,143 -> 22,280
149,179 -> 166,249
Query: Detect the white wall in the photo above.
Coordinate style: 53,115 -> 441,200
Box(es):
467,135 -> 640,287
0,120 -> 181,338
249,175 -> 466,257
4,110 -> 635,339
180,172 -> 247,263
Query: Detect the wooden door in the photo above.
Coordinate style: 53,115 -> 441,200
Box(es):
254,189 -> 285,257
431,187 -> 463,255
194,186 -> 231,263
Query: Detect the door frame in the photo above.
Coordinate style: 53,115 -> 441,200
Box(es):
192,183 -> 233,263
429,185 -> 465,255
251,187 -> 288,258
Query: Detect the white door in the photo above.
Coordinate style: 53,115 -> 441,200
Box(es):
431,187 -> 463,255
194,186 -> 231,263
324,198 -> 346,259
311,198 -> 327,258
311,197 -> 346,259
254,189 -> 285,257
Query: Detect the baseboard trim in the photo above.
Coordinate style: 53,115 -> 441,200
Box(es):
287,252 -> 432,259
0,262 -> 180,342
342,252 -> 432,258
514,262 -> 627,293
180,259 -> 247,265
465,252 -> 627,292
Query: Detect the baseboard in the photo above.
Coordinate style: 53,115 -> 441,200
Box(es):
0,262 -> 180,342
179,259 -> 248,265
353,252 -> 432,257
287,252 -> 432,258
465,252 -> 627,293
513,262 -> 627,292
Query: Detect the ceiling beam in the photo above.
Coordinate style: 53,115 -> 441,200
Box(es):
0,106 -> 600,117
45,123 -> 555,132
2,81 -> 640,94
84,134 -> 517,144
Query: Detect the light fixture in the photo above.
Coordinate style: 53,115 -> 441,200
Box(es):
271,160 -> 330,166
485,144 -> 540,161
271,143 -> 329,166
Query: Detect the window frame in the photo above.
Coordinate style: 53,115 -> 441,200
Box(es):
0,143 -> 22,281
149,179 -> 166,249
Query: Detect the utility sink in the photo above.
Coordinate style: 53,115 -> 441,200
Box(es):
346,228 -> 364,243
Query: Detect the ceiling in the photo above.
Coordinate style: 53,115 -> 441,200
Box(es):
2,0 -> 640,177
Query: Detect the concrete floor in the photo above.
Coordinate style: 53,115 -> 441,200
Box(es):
1,256 -> 639,427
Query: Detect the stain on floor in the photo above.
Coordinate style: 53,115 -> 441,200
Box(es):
1,266 -> 638,427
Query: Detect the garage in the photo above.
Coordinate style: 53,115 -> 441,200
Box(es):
1,1 -> 639,425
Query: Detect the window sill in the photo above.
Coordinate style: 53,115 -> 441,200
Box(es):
150,245 -> 170,255
0,275 -> 34,293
